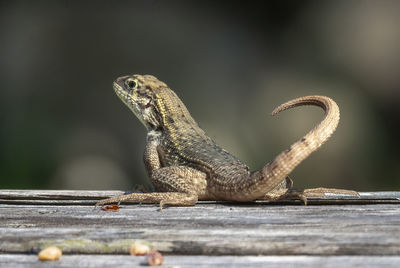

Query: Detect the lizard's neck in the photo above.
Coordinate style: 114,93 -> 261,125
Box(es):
155,88 -> 203,136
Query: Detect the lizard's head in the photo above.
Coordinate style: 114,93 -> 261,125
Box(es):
113,74 -> 167,130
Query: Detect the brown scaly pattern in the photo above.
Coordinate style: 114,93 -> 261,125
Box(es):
95,75 -> 358,208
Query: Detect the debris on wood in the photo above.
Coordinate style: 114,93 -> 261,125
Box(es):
145,250 -> 164,266
130,243 -> 150,256
101,204 -> 120,212
38,246 -> 62,261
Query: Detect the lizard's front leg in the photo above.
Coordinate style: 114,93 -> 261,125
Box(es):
95,131 -> 207,208
94,166 -> 206,208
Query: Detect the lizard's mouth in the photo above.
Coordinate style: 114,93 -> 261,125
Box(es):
113,81 -> 130,104
113,81 -> 148,128
113,81 -> 136,111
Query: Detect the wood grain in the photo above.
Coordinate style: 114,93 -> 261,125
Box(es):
1,255 -> 400,268
1,190 -> 400,267
1,190 -> 399,205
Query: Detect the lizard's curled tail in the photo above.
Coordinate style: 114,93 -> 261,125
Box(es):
245,95 -> 340,200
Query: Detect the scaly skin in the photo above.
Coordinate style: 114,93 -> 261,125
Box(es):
95,74 -> 359,208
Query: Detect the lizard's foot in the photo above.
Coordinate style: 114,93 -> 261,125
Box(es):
94,192 -> 198,209
261,189 -> 308,204
260,187 -> 360,205
302,187 -> 360,198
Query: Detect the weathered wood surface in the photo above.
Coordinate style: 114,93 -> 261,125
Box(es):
1,190 -> 399,205
1,255 -> 400,268
0,190 -> 400,267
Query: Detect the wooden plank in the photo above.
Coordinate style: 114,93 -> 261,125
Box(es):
0,190 -> 125,200
1,202 -> 400,256
0,190 -> 399,205
1,254 -> 400,268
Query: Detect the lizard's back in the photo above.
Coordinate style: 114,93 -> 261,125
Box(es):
155,86 -> 251,185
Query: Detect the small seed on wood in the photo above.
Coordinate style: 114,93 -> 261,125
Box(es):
145,250 -> 163,266
130,243 -> 150,256
38,246 -> 62,261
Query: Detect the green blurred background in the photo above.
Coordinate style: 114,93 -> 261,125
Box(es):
1,1 -> 399,191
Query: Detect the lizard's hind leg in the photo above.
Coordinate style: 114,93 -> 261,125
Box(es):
258,176 -> 309,203
259,177 -> 359,205
260,186 -> 360,205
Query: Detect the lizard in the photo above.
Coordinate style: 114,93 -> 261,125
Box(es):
95,74 -> 359,208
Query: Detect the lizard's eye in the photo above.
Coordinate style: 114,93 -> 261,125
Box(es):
125,79 -> 138,90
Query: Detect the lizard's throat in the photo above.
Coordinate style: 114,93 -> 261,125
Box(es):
114,88 -> 149,129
